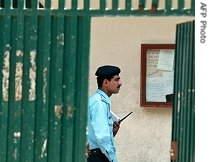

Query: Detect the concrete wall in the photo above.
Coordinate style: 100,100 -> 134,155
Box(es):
89,16 -> 194,162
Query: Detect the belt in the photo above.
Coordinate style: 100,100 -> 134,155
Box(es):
88,148 -> 102,156
88,148 -> 110,162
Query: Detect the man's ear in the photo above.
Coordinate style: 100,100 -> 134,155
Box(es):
103,79 -> 109,86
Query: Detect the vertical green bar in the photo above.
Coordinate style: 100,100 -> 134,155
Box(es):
165,0 -> 172,10
60,16 -> 78,162
172,23 -> 183,140
17,0 -> 24,8
0,15 -> 11,162
20,14 -> 38,162
47,15 -> 64,162
112,0 -> 118,10
172,22 -> 184,162
125,0 -> 131,11
100,0 -> 106,11
45,0 -> 51,9
180,22 -> 189,162
189,21 -> 195,162
177,23 -> 185,162
84,0 -> 90,11
71,0 -> 78,10
152,0 -> 159,6
7,12 -> 24,161
182,21 -> 194,162
34,14 -> 51,162
31,0 -> 39,9
3,0 -> 11,8
58,0 -> 65,10
73,15 -> 90,162
184,22 -> 194,162
191,0 -> 195,11
178,0 -> 184,11
184,22 -> 191,162
188,21 -> 194,162
139,0 -> 146,8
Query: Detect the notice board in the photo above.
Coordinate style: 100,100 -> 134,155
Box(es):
140,44 -> 175,107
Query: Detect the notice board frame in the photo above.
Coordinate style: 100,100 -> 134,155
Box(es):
140,44 -> 175,107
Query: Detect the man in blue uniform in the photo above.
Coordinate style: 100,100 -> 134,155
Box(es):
87,65 -> 122,162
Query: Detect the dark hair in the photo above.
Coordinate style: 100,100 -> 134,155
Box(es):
97,76 -> 113,88
95,65 -> 121,87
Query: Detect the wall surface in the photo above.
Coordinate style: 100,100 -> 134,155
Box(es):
89,16 -> 194,162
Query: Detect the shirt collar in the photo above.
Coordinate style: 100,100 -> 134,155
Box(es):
96,89 -> 111,105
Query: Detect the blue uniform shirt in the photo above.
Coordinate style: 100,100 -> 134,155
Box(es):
87,89 -> 118,162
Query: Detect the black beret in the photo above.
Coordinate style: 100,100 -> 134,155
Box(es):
95,65 -> 121,78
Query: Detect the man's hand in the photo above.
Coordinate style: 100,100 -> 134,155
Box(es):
113,121 -> 120,137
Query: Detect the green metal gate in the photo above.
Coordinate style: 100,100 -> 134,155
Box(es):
171,20 -> 195,162
0,0 -> 194,162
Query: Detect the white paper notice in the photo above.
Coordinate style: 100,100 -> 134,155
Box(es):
157,49 -> 175,71
146,77 -> 166,102
147,51 -> 159,77
163,71 -> 174,95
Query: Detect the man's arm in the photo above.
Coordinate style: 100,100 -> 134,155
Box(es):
110,111 -> 120,136
90,101 -> 117,161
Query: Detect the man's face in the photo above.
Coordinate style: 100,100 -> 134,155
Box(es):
106,75 -> 122,95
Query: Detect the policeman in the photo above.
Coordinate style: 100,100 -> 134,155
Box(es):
87,65 -> 122,162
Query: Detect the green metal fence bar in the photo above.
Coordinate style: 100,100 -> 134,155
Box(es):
34,15 -> 51,162
0,16 -> 3,161
47,15 -> 64,162
58,0 -> 65,10
184,22 -> 191,162
73,15 -> 90,162
191,0 -> 195,11
165,0 -> 172,11
185,22 -> 194,162
112,0 -> 119,11
139,0 -> 146,8
84,0 -> 90,11
20,14 -> 38,162
45,0 -> 51,9
177,31 -> 184,161
172,22 -> 183,162
100,0 -> 106,12
6,16 -> 19,162
186,21 -> 194,162
15,12 -> 24,162
178,0 -> 185,12
152,0 -> 159,8
125,0 -> 131,12
17,0 -> 24,8
189,20 -> 195,162
60,15 -> 78,162
31,0 -> 39,9
181,22 -> 190,162
3,0 -> 11,8
0,15 -> 11,162
71,0 -> 78,10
